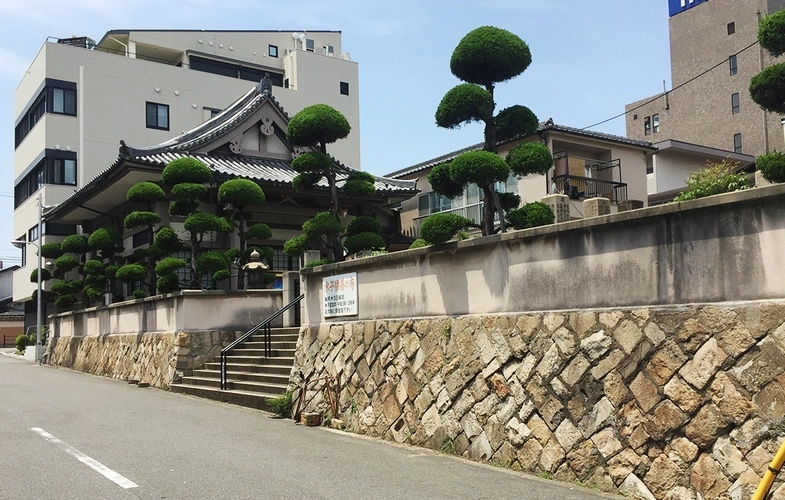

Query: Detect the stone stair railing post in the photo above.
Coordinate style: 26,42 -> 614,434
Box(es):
541,194 -> 571,223
282,271 -> 298,327
583,197 -> 611,218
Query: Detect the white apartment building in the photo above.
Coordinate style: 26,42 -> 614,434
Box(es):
13,30 -> 360,305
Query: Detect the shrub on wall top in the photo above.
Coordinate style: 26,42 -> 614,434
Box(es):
756,151 -> 785,183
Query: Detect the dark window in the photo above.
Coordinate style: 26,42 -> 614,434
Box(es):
731,93 -> 740,114
734,133 -> 743,153
190,55 -> 284,87
633,114 -> 638,120
268,45 -> 278,58
18,235 -> 26,267
728,22 -> 735,35
340,81 -> 349,95
644,116 -> 652,136
44,223 -> 77,236
14,82 -> 77,148
146,102 -> 169,130
14,151 -> 78,207
305,38 -> 315,52
646,164 -> 654,175
272,248 -> 300,272
28,225 -> 39,242
132,230 -> 151,248
52,88 -> 76,115
652,114 -> 660,133
729,55 -> 738,76
284,78 -> 289,89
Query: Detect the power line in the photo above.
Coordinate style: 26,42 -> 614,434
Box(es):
582,40 -> 760,130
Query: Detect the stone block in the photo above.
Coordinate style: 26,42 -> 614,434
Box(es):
629,373 -> 661,413
581,330 -> 613,361
566,440 -> 601,480
733,344 -> 785,392
540,396 -> 565,430
535,343 -> 562,380
730,417 -> 769,454
540,437 -> 566,472
495,397 -> 518,426
542,194 -> 570,223
604,370 -> 630,408
579,397 -> 615,438
728,468 -> 761,500
619,473 -> 657,500
591,349 -> 626,380
489,328 -> 512,364
618,199 -> 645,212
561,354 -> 590,386
711,437 -> 747,481
420,405 -> 442,437
608,449 -> 642,485
569,312 -> 597,338
543,313 -> 566,332
645,400 -> 686,441
684,403 -> 729,450
676,318 -> 710,354
583,197 -> 611,218
460,412 -> 483,439
643,454 -> 682,499
591,427 -> 622,459
690,453 -> 732,499
614,320 -> 645,355
413,386 -> 434,415
716,325 -> 756,359
708,372 -> 754,424
554,462 -> 579,483
629,425 -> 651,450
516,437 -> 543,471
468,431 -> 493,461
485,415 -> 506,452
619,340 -> 653,380
678,337 -> 728,390
527,414 -> 553,444
553,327 -> 578,357
663,376 -> 703,415
646,339 -> 688,386
554,418 -> 583,452
667,437 -> 699,465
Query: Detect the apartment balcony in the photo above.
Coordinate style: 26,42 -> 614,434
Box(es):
552,153 -> 627,203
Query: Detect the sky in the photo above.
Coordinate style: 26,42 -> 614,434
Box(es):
0,0 -> 672,266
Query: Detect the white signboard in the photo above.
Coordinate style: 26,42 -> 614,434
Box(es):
323,272 -> 358,317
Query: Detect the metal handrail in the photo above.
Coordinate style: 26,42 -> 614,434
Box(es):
553,174 -> 628,203
220,294 -> 304,390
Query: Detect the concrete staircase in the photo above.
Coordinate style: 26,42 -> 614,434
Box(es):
170,327 -> 299,412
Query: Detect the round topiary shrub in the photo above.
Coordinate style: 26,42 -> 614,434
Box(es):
88,228 -> 121,251
15,334 -> 29,352
161,158 -> 212,187
420,213 -> 474,245
283,234 -> 307,256
435,83 -> 494,129
759,9 -> 785,56
124,211 -> 161,229
507,142 -> 554,177
40,243 -> 63,259
499,192 -> 521,212
750,64 -> 785,115
506,202 -> 555,230
427,162 -> 464,198
132,290 -> 147,299
496,105 -> 539,142
450,26 -> 532,86
286,104 -> 351,146
171,183 -> 208,201
184,212 -> 226,234
127,181 -> 166,204
302,212 -> 342,237
246,223 -> 272,240
409,238 -> 429,249
756,151 -> 785,183
344,232 -> 386,255
451,150 -> 509,187
346,216 -> 381,237
50,280 -> 75,295
54,295 -> 75,309
196,251 -> 230,274
154,226 -> 183,253
83,285 -> 104,299
30,268 -> 52,283
115,263 -> 147,283
55,254 -> 79,272
343,178 -> 377,198
213,270 -> 231,281
217,179 -> 266,208
83,259 -> 104,275
292,171 -> 325,191
60,235 -> 89,254
155,257 -> 187,276
291,151 -> 333,173
169,199 -> 199,216
105,265 -> 119,278
156,273 -> 179,294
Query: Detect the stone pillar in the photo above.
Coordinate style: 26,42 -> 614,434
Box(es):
584,197 -> 611,218
303,250 -> 322,267
541,194 -> 571,223
282,271 -> 299,327
617,200 -> 644,212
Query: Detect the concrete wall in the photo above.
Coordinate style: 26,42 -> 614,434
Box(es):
49,289 -> 283,338
302,183 -> 785,325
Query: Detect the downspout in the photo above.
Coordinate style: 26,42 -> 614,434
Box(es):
108,36 -> 129,57
757,9 -> 770,152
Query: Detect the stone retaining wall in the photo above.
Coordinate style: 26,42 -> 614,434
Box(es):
292,301 -> 785,500
47,330 -> 237,389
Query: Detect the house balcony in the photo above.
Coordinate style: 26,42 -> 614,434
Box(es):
411,202 -> 485,238
552,153 -> 627,203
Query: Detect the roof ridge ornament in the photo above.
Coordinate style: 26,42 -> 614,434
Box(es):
258,73 -> 273,95
119,140 -> 131,158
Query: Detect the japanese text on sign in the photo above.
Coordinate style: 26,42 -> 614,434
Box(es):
323,272 -> 358,317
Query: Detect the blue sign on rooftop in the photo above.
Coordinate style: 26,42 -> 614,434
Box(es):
669,0 -> 708,17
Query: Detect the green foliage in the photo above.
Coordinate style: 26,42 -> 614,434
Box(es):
54,254 -> 79,272
156,273 -> 179,294
750,64 -> 785,114
303,212 -> 342,237
83,285 -> 104,299
673,160 -> 749,202
224,248 -> 240,262
154,226 -> 183,253
266,390 -> 294,418
420,213 -> 474,245
496,105 -> 539,142
132,290 -> 147,299
31,289 -> 56,304
292,172 -> 324,191
40,243 -> 63,259
450,26 -> 532,86
427,163 -> 464,198
127,182 -> 166,204
506,202 -> 555,229
498,192 -> 521,212
343,171 -> 377,198
115,263 -> 147,283
213,270 -> 231,281
756,151 -> 785,183
507,142 -> 554,177
286,104 -> 351,147
88,228 -> 121,251
83,259 -> 104,275
347,216 -> 381,237
60,235 -> 89,254
344,232 -> 386,255
759,10 -> 785,56
171,182 -> 208,201
291,151 -> 333,173
29,268 -> 51,283
184,212 -> 227,234
435,83 -> 494,129
155,257 -> 187,276
451,150 -> 509,186
105,265 -> 119,278
50,280 -> 76,295
304,259 -> 334,268
161,157 -> 212,187
196,251 -> 230,274
169,199 -> 199,216
54,295 -> 75,309
124,211 -> 161,230
246,223 -> 272,240
283,234 -> 308,256
217,179 -> 266,208
16,334 -> 29,352
84,274 -> 105,286
440,437 -> 457,455
409,238 -> 429,249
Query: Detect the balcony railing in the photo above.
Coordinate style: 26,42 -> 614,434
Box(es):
553,175 -> 628,203
412,202 -> 485,237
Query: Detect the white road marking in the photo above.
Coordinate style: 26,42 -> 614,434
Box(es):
30,427 -> 139,489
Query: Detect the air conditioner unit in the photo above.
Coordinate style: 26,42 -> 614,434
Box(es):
340,52 -> 351,61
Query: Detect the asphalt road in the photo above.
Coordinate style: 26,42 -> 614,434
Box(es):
0,352 -> 617,499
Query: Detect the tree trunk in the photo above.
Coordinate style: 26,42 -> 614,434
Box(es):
490,188 -> 506,234
481,185 -> 495,236
190,233 -> 199,289
484,83 -> 497,154
237,215 -> 247,289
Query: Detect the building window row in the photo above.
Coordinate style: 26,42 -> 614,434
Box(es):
643,114 -> 660,135
734,133 -> 743,153
729,54 -> 738,76
189,55 -> 284,87
14,152 -> 77,207
146,102 -> 170,130
731,93 -> 740,114
15,82 -> 77,148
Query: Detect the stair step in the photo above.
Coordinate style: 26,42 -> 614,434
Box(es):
242,341 -> 299,349
225,349 -> 296,357
204,362 -> 293,375
179,376 -> 289,394
193,369 -> 290,385
170,384 -> 287,412
219,356 -> 295,365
